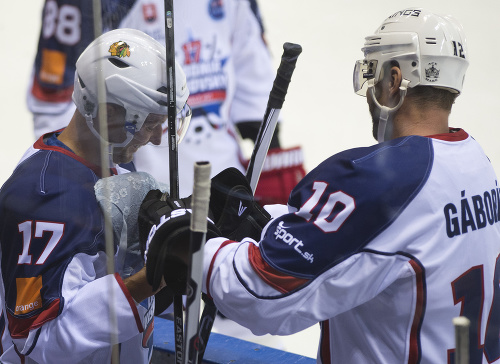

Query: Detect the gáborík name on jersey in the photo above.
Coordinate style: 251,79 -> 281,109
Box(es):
444,184 -> 500,238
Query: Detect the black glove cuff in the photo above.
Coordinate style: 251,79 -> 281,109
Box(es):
145,210 -> 192,291
209,168 -> 271,242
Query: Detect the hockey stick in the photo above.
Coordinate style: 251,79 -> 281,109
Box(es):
195,42 -> 302,363
195,293 -> 217,364
183,162 -> 211,364
453,316 -> 470,364
163,1 -> 184,363
246,42 -> 302,192
165,0 -> 179,198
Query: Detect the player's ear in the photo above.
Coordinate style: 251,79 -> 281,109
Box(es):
388,66 -> 403,97
95,103 -> 127,143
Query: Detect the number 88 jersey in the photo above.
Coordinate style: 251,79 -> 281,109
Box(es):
31,0 -> 93,105
30,0 -> 135,106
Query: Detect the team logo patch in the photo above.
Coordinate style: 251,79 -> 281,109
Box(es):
109,41 -> 131,58
208,0 -> 224,20
274,221 -> 314,263
40,49 -> 66,85
15,276 -> 43,315
425,62 -> 440,83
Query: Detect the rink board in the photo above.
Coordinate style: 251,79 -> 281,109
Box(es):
152,317 -> 315,363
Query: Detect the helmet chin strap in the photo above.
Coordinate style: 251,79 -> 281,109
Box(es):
367,79 -> 410,143
84,113 -> 135,165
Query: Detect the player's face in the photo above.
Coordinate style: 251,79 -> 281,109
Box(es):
112,113 -> 166,164
367,83 -> 383,141
366,75 -> 395,141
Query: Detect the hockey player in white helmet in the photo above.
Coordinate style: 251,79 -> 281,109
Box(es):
353,8 -> 468,142
139,8 -> 500,363
0,28 -> 189,363
71,27 -> 191,165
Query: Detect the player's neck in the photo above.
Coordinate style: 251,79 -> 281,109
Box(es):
391,103 -> 450,139
58,111 -> 104,167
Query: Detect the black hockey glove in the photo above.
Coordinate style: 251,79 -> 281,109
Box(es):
138,189 -> 191,252
138,190 -> 219,294
210,168 -> 271,241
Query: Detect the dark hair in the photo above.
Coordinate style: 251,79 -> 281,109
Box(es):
382,61 -> 458,112
406,86 -> 458,112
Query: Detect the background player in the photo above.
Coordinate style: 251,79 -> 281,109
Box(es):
140,8 -> 500,363
0,29 -> 189,363
27,0 -> 306,204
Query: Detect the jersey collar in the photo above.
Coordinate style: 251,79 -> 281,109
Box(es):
34,131 -> 118,177
426,128 -> 468,141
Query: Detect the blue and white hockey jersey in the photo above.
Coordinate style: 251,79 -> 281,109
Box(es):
203,129 -> 500,363
0,133 -> 154,363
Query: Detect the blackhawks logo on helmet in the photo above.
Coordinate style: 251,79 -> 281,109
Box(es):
109,41 -> 131,58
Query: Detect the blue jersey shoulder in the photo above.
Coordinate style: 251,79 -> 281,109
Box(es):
261,136 -> 434,278
0,149 -> 106,314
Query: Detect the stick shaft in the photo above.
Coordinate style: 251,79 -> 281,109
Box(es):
164,1 -> 183,363
196,295 -> 217,363
184,162 -> 211,364
246,42 -> 302,192
246,109 -> 280,192
165,0 -> 179,199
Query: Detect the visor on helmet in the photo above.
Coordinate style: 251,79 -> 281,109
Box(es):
353,59 -> 378,96
153,102 -> 192,148
176,102 -> 192,144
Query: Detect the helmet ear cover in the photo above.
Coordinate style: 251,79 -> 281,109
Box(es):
72,28 -> 190,147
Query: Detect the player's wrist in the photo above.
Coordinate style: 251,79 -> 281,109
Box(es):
124,267 -> 162,304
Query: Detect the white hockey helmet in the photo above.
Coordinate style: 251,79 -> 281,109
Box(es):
72,28 -> 191,148
353,8 -> 469,96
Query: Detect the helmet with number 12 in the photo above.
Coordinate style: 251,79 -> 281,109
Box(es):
353,8 -> 469,142
354,8 -> 469,96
